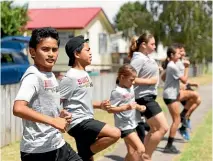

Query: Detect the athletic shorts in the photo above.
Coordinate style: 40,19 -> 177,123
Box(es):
136,95 -> 162,119
20,142 -> 82,161
163,98 -> 177,105
68,119 -> 105,161
121,128 -> 135,138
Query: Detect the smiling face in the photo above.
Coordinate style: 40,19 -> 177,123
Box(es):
172,48 -> 181,62
29,37 -> 59,72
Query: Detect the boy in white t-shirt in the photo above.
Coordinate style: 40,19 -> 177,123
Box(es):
13,27 -> 82,161
59,35 -> 121,161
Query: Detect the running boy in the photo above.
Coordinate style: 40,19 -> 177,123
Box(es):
59,35 -> 121,161
13,27 -> 82,161
108,64 -> 146,161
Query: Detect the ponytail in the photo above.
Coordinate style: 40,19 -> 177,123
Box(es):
162,58 -> 169,69
128,36 -> 139,59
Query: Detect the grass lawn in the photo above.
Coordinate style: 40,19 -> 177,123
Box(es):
1,73 -> 212,161
174,110 -> 212,161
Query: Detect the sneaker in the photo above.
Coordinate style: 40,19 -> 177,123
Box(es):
178,128 -> 190,140
163,145 -> 180,154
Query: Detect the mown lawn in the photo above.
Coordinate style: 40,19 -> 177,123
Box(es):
174,110 -> 212,161
1,73 -> 212,161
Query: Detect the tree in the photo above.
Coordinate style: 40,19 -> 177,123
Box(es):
114,1 -> 154,39
149,1 -> 212,63
1,1 -> 29,37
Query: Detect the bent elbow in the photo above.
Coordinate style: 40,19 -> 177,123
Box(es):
13,104 -> 22,116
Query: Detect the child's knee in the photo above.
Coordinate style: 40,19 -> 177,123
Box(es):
111,128 -> 121,140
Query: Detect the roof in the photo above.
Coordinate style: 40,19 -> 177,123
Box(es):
26,8 -> 103,29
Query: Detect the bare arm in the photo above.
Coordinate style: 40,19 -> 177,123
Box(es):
161,71 -> 166,82
179,67 -> 189,84
134,77 -> 158,85
93,100 -> 110,110
107,104 -> 132,113
13,100 -> 67,132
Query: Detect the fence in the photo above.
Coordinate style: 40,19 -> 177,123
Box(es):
1,84 -> 23,147
0,63 -> 210,147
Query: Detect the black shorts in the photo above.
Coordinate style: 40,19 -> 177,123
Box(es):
20,142 -> 82,161
121,128 -> 135,138
136,95 -> 162,119
163,98 -> 177,105
68,119 -> 105,161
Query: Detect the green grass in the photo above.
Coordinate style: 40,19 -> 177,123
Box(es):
174,110 -> 212,161
1,74 -> 211,161
1,110 -> 117,161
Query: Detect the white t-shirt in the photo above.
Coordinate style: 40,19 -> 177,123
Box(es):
59,68 -> 94,130
130,52 -> 159,99
163,61 -> 182,99
110,85 -> 141,131
15,66 -> 65,153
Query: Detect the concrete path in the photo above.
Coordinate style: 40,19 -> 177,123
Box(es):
98,84 -> 212,161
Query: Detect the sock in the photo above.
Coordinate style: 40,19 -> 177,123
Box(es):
167,137 -> 174,147
180,109 -> 188,118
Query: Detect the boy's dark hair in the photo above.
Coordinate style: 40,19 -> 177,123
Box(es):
29,27 -> 60,49
65,35 -> 89,66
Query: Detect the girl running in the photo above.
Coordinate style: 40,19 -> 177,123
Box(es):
59,35 -> 121,161
129,31 -> 169,161
107,64 -> 146,161
162,44 -> 189,153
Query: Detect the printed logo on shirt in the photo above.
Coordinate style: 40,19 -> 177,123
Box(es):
44,80 -> 54,88
122,93 -> 134,101
44,80 -> 59,93
77,76 -> 93,88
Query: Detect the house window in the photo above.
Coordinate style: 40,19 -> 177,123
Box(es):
58,31 -> 74,46
99,33 -> 107,54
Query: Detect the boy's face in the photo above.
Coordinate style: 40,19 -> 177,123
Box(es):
30,37 -> 59,72
77,43 -> 92,67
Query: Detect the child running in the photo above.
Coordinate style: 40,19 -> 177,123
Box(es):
13,27 -> 82,161
130,31 -> 169,161
107,64 -> 146,161
59,35 -> 121,161
162,44 -> 189,153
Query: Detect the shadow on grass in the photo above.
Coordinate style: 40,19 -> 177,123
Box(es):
161,136 -> 186,143
105,155 -> 124,161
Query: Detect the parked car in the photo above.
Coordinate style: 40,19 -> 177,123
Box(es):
1,48 -> 30,85
1,36 -> 31,52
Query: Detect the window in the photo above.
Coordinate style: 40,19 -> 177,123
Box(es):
99,33 -> 107,54
1,53 -> 14,64
58,31 -> 74,46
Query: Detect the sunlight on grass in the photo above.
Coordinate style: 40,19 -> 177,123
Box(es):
1,110 -> 118,161
1,74 -> 211,161
174,110 -> 212,161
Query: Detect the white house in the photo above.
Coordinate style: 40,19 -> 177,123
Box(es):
26,7 -> 115,72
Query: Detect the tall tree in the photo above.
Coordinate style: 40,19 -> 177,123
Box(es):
1,1 -> 29,37
149,1 -> 212,63
114,1 -> 154,39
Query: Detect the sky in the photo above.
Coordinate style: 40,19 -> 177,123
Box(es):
13,0 -> 145,24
